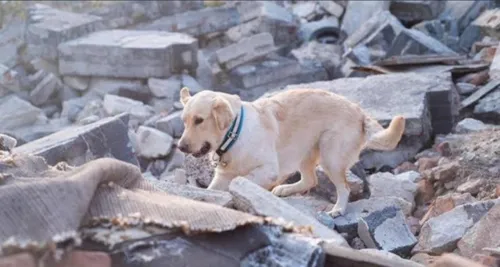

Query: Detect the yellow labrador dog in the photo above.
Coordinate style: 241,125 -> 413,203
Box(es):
177,87 -> 405,217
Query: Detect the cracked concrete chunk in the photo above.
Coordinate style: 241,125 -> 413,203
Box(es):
414,199 -> 500,254
458,203 -> 500,258
13,114 -> 138,167
230,56 -> 301,89
103,94 -> 155,124
26,4 -> 106,61
147,76 -> 181,99
0,95 -> 43,131
216,32 -> 275,70
341,1 -> 389,36
369,172 -> 418,208
136,5 -> 241,37
155,111 -> 184,139
332,197 -> 412,240
58,30 -> 198,78
229,177 -> 348,246
30,72 -> 60,106
390,0 -> 446,22
136,126 -> 173,159
358,206 -> 417,257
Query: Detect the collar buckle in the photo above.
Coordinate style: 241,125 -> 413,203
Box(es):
227,131 -> 238,139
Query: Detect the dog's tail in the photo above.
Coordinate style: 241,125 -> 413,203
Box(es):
363,115 -> 405,151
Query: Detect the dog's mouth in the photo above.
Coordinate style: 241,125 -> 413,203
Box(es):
192,142 -> 211,158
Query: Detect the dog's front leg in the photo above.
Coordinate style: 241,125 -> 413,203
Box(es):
207,170 -> 234,191
244,163 -> 279,191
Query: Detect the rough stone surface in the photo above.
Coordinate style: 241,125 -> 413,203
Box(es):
414,199 -> 500,254
108,225 -> 325,267
0,134 -> 17,151
26,4 -> 106,61
137,5 -> 241,37
230,56 -> 301,89
474,89 -> 500,122
103,94 -> 155,124
388,29 -> 459,57
0,95 -> 43,131
30,72 -> 60,106
136,126 -> 173,159
341,1 -> 390,36
368,172 -> 418,207
332,197 -> 412,239
155,111 -> 184,139
455,118 -> 489,133
63,76 -> 90,92
215,32 -> 275,70
457,179 -> 486,195
88,77 -> 143,97
229,177 -> 348,246
226,1 -> 299,46
390,0 -> 446,22
148,76 -> 181,99
358,206 -> 417,257
291,41 -> 343,79
58,30 -> 198,78
422,193 -> 477,224
344,11 -> 405,65
458,203 -> 500,258
14,114 -> 138,167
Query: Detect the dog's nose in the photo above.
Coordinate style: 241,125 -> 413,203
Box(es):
178,143 -> 190,153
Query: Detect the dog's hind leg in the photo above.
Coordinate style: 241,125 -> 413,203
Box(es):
319,130 -> 362,217
271,147 -> 319,197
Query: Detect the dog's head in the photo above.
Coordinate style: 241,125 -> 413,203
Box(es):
177,87 -> 240,157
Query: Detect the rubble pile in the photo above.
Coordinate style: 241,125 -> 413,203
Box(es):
0,0 -> 500,266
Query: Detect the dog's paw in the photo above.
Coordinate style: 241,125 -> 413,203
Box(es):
327,207 -> 346,218
271,185 -> 294,197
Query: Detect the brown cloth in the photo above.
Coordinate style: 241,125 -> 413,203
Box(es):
0,154 -> 276,253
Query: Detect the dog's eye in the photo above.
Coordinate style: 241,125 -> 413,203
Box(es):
194,117 -> 204,125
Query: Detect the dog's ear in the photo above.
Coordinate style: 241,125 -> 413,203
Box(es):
212,97 -> 233,131
180,87 -> 191,106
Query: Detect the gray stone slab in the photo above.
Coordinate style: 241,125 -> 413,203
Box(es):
26,4 -> 106,61
389,0 -> 446,22
440,1 -> 491,31
341,0 -> 390,36
387,29 -> 458,57
226,1 -> 299,46
332,197 -> 412,240
473,89 -> 500,123
358,206 -> 417,257
13,113 -> 139,167
58,30 -> 198,79
88,1 -> 204,29
229,177 -> 348,246
155,111 -> 184,139
136,6 -> 241,37
216,32 -> 275,70
230,56 -> 301,89
103,225 -> 325,267
0,95 -> 43,131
